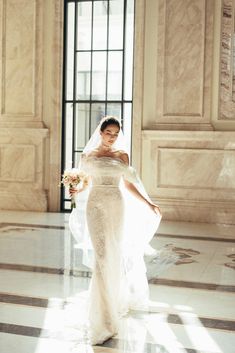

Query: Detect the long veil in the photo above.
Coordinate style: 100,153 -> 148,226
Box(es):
68,117 -> 177,308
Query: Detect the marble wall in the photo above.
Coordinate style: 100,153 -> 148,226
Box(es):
132,0 -> 235,224
0,0 -> 63,211
0,0 -> 234,224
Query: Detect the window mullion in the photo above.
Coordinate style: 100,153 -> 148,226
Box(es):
105,0 -> 110,115
72,0 -> 78,168
121,0 -> 127,126
89,1 -> 94,137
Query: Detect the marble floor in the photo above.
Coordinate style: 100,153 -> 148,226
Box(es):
0,210 -> 235,353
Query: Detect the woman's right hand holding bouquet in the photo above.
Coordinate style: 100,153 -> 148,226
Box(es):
61,169 -> 89,208
69,175 -> 89,195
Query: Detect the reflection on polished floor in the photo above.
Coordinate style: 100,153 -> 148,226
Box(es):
0,210 -> 235,353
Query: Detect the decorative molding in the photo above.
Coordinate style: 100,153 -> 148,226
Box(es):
142,130 -> 235,224
42,0 -> 63,211
141,0 -> 215,128
157,147 -> 235,190
132,0 -> 145,173
152,196 -> 235,225
219,0 -> 235,120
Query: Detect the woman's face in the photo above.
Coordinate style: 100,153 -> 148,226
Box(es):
100,124 -> 120,147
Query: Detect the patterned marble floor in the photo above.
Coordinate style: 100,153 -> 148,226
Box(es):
0,210 -> 235,353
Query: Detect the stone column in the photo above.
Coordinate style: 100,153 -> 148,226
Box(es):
0,0 -> 63,211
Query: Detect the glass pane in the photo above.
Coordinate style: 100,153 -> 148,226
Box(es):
93,1 -> 108,50
109,0 -> 124,50
91,103 -> 105,134
92,52 -> 107,100
66,3 -> 75,100
124,0 -> 134,100
75,152 -> 83,169
123,103 -> 132,155
106,103 -> 121,119
65,201 -> 71,211
75,103 -> 90,150
77,2 -> 92,50
76,52 -> 91,100
107,51 -> 122,100
64,187 -> 71,202
65,103 -> 73,170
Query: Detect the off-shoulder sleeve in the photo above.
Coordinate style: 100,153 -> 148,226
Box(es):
79,154 -> 90,173
122,165 -> 139,183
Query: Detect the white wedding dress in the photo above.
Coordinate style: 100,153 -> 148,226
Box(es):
86,156 -> 128,344
68,155 -> 174,346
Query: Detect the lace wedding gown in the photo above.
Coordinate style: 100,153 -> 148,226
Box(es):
69,156 -> 168,345
86,156 -> 128,344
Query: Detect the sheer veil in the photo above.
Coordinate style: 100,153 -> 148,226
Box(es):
82,116 -> 129,154
69,116 -> 176,308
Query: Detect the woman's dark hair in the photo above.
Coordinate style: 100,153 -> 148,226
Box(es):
100,116 -> 121,132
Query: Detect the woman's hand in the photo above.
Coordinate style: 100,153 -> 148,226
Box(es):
69,187 -> 78,196
69,181 -> 89,196
148,202 -> 162,216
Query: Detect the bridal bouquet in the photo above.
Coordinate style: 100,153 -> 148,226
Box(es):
61,168 -> 89,208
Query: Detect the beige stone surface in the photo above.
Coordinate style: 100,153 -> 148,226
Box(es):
141,0 -> 214,129
142,130 -> 235,224
131,0 -> 235,225
0,0 -> 43,120
0,0 -> 62,211
0,128 -> 48,211
0,145 -> 35,182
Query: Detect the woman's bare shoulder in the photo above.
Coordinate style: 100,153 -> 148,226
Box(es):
82,150 -> 99,158
116,150 -> 129,165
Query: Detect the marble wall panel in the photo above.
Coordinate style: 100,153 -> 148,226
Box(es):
0,0 -> 42,119
0,128 -> 48,211
142,0 -> 214,129
142,131 -> 235,224
163,0 -> 205,116
0,145 -> 35,182
158,148 -> 235,190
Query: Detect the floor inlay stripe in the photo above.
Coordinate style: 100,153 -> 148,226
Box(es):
0,263 -> 64,274
157,233 -> 235,243
167,314 -> 235,331
0,322 -> 230,353
0,293 -> 64,308
0,323 -> 60,339
1,223 -> 234,243
149,278 -> 235,293
0,222 -> 66,230
1,262 -> 234,293
1,293 -> 235,332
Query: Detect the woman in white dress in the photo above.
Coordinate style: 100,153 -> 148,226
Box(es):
69,116 -> 162,345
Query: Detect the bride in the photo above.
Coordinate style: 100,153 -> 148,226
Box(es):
69,116 -> 162,346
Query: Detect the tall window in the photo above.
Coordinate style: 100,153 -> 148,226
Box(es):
62,0 -> 135,210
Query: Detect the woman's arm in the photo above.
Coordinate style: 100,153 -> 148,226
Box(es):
120,153 -> 161,216
124,179 -> 161,215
